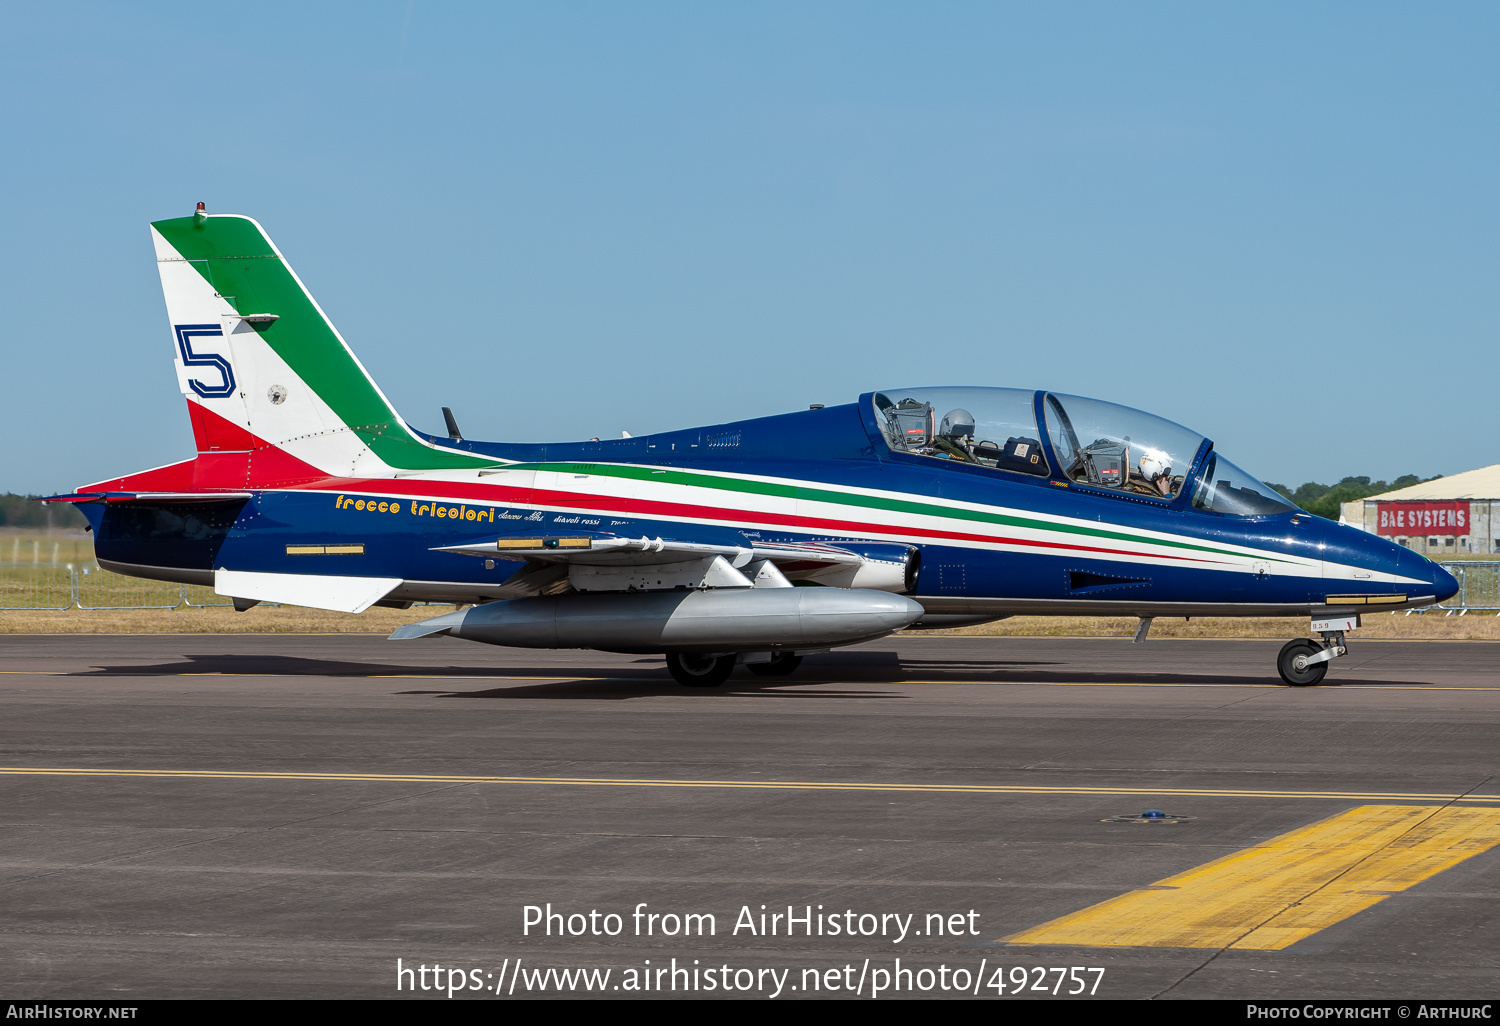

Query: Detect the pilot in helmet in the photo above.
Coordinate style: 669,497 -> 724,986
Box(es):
1136,448 -> 1173,496
931,409 -> 978,463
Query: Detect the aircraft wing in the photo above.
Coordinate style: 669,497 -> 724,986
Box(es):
434,533 -> 912,593
434,534 -> 864,567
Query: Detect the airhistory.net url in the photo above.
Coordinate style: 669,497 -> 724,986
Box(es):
396,958 -> 1106,998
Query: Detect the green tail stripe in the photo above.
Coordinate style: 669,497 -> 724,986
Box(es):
514,461 -> 1296,564
154,215 -> 492,471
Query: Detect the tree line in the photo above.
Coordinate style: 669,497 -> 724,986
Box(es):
1266,475 -> 1441,521
0,494 -> 88,529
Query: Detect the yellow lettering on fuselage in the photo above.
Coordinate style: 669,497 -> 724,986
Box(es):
332,496 -> 494,522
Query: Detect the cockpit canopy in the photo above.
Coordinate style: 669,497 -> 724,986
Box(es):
875,387 -> 1052,477
1190,451 -> 1298,516
871,386 -> 1296,516
1042,391 -> 1202,500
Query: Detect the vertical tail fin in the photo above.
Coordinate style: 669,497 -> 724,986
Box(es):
151,209 -> 492,475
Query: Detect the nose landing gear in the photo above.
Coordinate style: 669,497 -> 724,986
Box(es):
1276,614 -> 1358,687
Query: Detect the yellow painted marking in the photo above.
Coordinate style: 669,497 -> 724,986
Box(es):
1004,805 -> 1500,950
491,537 -> 592,550
0,767 -> 1497,805
284,543 -> 363,555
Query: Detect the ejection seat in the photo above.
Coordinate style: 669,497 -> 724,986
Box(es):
1071,438 -> 1129,488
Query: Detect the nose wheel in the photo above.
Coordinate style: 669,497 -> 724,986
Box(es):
1277,639 -> 1329,686
1277,615 -> 1357,686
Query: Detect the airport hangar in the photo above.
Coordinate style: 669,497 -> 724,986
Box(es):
1340,463 -> 1500,557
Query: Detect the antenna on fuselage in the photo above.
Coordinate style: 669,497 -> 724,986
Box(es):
442,407 -> 463,441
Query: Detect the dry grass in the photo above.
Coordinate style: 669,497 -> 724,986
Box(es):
0,528 -> 93,566
0,604 -> 457,635
3,605 -> 1496,640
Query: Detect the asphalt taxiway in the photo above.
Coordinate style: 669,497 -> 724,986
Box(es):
1,633 -> 1497,999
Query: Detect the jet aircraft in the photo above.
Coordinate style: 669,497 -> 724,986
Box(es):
51,207 -> 1459,687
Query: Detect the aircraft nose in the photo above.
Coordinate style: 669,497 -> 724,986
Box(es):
1330,523 -> 1460,606
1429,560 -> 1460,604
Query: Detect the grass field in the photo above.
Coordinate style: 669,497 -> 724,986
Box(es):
0,559 -> 225,611
0,529 -> 93,566
0,604 -> 458,634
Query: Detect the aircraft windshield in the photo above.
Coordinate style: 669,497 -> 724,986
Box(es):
1191,452 -> 1298,516
873,388 -> 1050,476
1043,392 -> 1204,500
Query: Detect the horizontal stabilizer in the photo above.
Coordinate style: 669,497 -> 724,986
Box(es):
214,569 -> 401,613
42,491 -> 252,504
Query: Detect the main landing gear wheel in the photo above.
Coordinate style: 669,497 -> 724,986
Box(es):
746,653 -> 803,677
1277,639 -> 1328,687
666,653 -> 735,688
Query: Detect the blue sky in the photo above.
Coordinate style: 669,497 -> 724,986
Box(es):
2,2 -> 1496,493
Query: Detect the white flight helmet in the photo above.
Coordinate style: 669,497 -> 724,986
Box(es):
1138,449 -> 1172,482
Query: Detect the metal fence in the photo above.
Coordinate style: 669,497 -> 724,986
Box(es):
1421,561 -> 1500,615
0,563 -> 236,610
0,564 -> 76,610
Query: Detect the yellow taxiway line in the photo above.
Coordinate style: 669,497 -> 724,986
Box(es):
1004,804 -> 1500,950
1,766 -> 1498,804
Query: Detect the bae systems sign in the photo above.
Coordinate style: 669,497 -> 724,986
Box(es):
1376,501 -> 1469,536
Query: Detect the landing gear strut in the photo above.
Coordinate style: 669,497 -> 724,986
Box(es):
1276,614 -> 1357,687
666,652 -> 735,688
